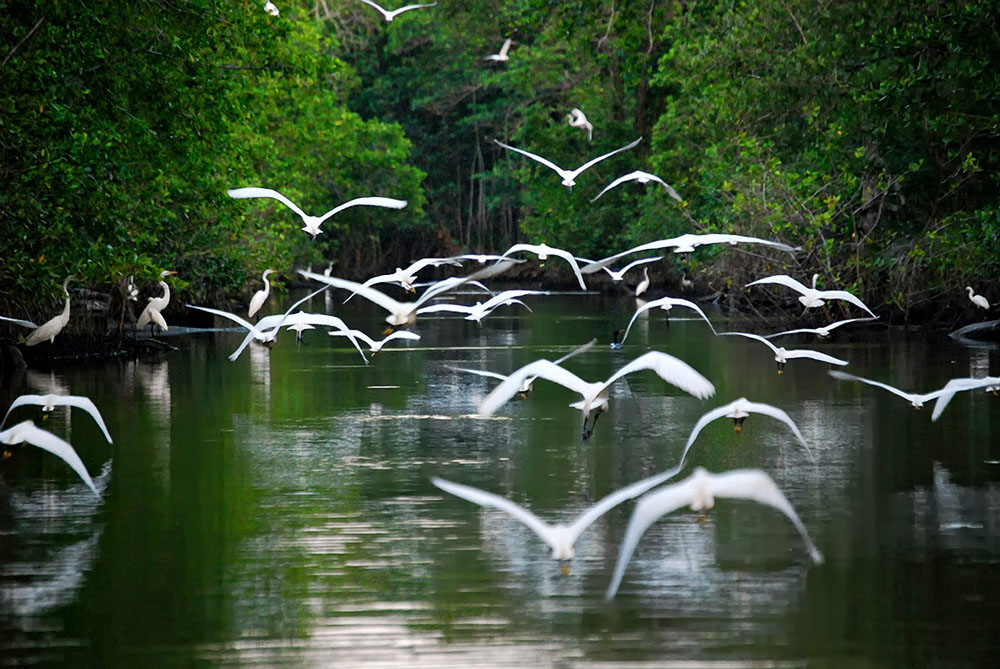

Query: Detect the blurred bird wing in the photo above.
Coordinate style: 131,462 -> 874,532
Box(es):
0,315 -> 39,329
298,271 -> 405,315
816,289 -> 877,317
478,360 -> 590,416
931,377 -> 998,421
783,349 -> 848,366
480,290 -> 547,311
448,367 -> 510,383
1,421 -> 98,497
56,395 -> 114,444
227,187 -> 308,220
678,402 -> 743,469
601,351 -> 715,400
414,260 -> 519,307
746,274 -> 811,294
568,137 -> 642,179
494,140 -> 567,177
498,37 -> 512,57
720,331 -> 780,355
315,196 -> 407,225
742,400 -> 812,459
2,395 -> 46,428
551,338 -> 597,366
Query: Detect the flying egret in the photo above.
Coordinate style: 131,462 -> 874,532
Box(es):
248,269 -> 275,318
766,317 -> 876,339
431,466 -> 694,571
566,108 -> 593,141
605,467 -> 824,599
591,170 -> 681,202
137,270 -> 176,334
227,187 -> 407,238
494,137 -> 641,190
450,339 -> 596,398
344,257 -> 464,301
416,290 -> 547,324
931,376 -> 1000,421
747,274 -> 876,318
966,287 -> 990,310
675,398 -> 813,473
581,233 -> 799,273
499,243 -> 588,290
330,328 -> 420,354
23,276 -> 75,346
614,297 -> 717,348
580,256 -> 662,283
477,351 -> 715,439
264,1 -> 279,15
299,261 -> 518,329
2,394 -> 113,443
358,0 -> 437,22
485,37 -> 512,62
720,331 -> 848,374
828,370 -> 988,414
0,421 -> 99,497
285,321 -> 314,343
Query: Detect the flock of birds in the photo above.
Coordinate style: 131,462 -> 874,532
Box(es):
2,1 -> 997,605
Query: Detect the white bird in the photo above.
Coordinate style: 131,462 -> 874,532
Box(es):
581,233 -> 799,274
614,297 -> 717,348
263,1 -> 279,15
248,269 -> 276,318
330,328 -> 420,354
358,0 -> 437,22
747,274 -> 877,318
591,170 -> 681,202
227,187 -> 407,238
300,261 -> 518,329
500,242 -> 588,290
485,37 -> 512,62
720,331 -> 848,374
2,394 -> 113,444
633,267 -> 651,297
675,398 -> 813,472
431,465 -> 693,568
605,467 -> 824,599
450,339 -> 596,397
477,351 -> 715,439
566,108 -> 593,141
767,317 -> 876,339
494,137 -> 641,190
448,253 -> 518,265
137,270 -> 176,333
416,290 -> 546,324
828,370 -> 982,413
583,256 -> 662,283
966,286 -> 990,310
931,376 -> 1000,421
22,275 -> 75,346
0,420 -> 98,497
284,321 -> 314,343
345,257 -> 464,301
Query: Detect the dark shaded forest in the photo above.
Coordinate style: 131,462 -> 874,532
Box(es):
1,0 -> 997,326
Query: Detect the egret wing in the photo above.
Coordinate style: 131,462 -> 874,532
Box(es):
0,315 -> 38,329
569,137 -> 642,178
478,360 -> 591,416
494,140 -> 567,177
817,289 -> 877,317
227,187 -> 308,220
2,395 -> 46,428
784,349 -> 848,366
601,351 -> 715,400
448,367 -> 510,383
298,271 -> 404,315
742,400 -> 812,459
57,396 -> 114,444
677,403 -> 738,470
1,421 -> 99,497
746,274 -> 811,295
315,196 -> 407,225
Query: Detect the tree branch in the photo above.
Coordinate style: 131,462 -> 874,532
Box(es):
2,17 -> 45,69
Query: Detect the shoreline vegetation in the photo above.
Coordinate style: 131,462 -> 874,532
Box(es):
2,2 -> 998,359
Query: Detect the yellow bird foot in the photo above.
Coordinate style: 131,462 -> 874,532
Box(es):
560,564 -> 571,576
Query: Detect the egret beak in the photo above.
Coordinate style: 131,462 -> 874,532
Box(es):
560,563 -> 571,576
696,514 -> 708,525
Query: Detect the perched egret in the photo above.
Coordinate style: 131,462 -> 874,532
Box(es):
450,339 -> 596,398
358,0 -> 437,22
634,267 -> 651,297
747,274 -> 876,318
485,37 -> 512,62
966,287 -> 990,310
24,276 -> 75,346
494,137 -> 641,190
248,269 -> 275,319
137,270 -> 176,334
477,351 -> 715,439
566,108 -> 593,141
614,297 -> 717,348
720,331 -> 848,374
264,1 -> 279,15
499,242 -> 588,290
591,170 -> 681,202
766,317 -> 876,339
605,467 -> 824,599
2,394 -> 113,443
581,233 -> 798,273
0,421 -> 99,497
228,187 -> 407,238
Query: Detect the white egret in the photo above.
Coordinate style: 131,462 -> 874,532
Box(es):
285,321 -> 314,343
450,339 -> 596,398
358,0 -> 437,22
344,256 -> 464,301
566,108 -> 593,141
582,256 -> 662,283
299,261 -> 518,329
767,317 -> 876,339
591,170 -> 681,202
966,287 -> 990,310
606,467 -> 824,599
581,233 -> 798,273
634,267 -> 651,297
485,37 -> 512,62
137,270 -> 176,334
227,187 -> 407,238
931,376 -> 1000,421
494,137 -> 641,190
676,398 -> 813,472
827,370 -> 964,410
720,331 -> 848,374
2,394 -> 113,444
614,297 -> 717,348
416,289 -> 547,324
264,1 -> 279,15
431,466 -> 693,569
0,420 -> 99,497
449,253 -> 518,264
23,276 -> 75,346
747,274 -> 876,318
499,242 -> 588,290
330,328 -> 420,354
248,269 -> 275,318
477,351 -> 715,439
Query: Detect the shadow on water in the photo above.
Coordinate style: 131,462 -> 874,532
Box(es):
1,293 -> 999,666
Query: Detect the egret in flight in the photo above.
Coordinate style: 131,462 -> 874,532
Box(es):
591,170 -> 681,202
450,339 -> 596,399
566,108 -> 593,141
344,257 -> 464,301
494,137 -> 641,190
330,328 -> 421,355
2,394 -> 113,444
720,331 -> 849,374
829,370 -> 983,412
500,242 -> 588,290
416,290 -> 546,325
485,37 -> 512,62
614,296 -> 717,348
0,421 -> 99,497
581,233 -> 798,273
931,376 -> 1000,421
228,187 -> 407,239
747,274 -> 876,318
358,0 -> 437,22
766,317 -> 876,339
